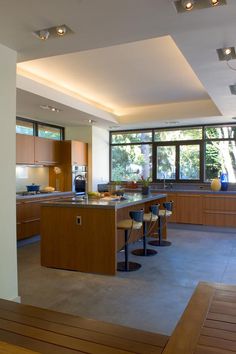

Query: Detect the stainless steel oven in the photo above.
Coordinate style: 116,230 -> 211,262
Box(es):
72,165 -> 87,195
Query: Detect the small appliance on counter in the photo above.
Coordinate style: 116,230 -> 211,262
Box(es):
72,165 -> 87,195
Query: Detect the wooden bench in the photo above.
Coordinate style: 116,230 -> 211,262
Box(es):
163,281 -> 236,354
0,298 -> 168,353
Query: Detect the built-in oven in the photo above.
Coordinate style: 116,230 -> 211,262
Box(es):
72,165 -> 87,195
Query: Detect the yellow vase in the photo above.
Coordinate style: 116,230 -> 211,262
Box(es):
211,178 -> 221,191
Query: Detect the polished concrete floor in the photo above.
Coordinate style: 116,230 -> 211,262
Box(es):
17,224 -> 236,335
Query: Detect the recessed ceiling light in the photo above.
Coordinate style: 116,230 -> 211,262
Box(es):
174,0 -> 226,13
216,47 -> 236,61
56,25 -> 67,36
164,121 -> 180,125
229,85 -> 236,95
182,0 -> 195,11
38,30 -> 50,41
88,119 -> 96,124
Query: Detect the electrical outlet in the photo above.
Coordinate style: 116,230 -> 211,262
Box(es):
76,216 -> 82,225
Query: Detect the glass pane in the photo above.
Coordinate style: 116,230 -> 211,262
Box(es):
154,128 -> 202,142
205,126 -> 236,139
205,141 -> 236,182
38,124 -> 61,140
111,144 -> 152,181
16,119 -> 34,135
111,131 -> 152,144
179,145 -> 200,180
156,146 -> 176,180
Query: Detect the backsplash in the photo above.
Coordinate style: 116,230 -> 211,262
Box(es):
16,166 -> 49,192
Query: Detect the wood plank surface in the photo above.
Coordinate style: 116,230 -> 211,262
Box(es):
0,299 -> 168,354
163,282 -> 236,354
0,340 -> 39,354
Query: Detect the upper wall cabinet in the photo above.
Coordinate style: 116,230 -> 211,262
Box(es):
16,134 -> 35,164
16,134 -> 61,165
34,137 -> 60,165
61,140 -> 88,165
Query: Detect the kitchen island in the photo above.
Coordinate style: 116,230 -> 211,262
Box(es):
40,193 -> 167,275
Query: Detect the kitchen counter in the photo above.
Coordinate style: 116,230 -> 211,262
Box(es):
41,192 -> 167,209
16,191 -> 74,200
40,192 -> 167,275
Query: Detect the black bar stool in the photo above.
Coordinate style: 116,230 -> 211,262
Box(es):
132,204 -> 159,257
117,209 -> 144,272
149,201 -> 174,247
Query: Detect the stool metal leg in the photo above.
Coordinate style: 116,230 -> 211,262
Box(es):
148,216 -> 172,247
132,221 -> 157,257
117,230 -> 142,271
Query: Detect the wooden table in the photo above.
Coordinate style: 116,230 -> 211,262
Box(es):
0,298 -> 169,354
40,193 -> 167,275
163,281 -> 236,354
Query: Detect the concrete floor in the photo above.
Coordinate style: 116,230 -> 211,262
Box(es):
17,224 -> 236,336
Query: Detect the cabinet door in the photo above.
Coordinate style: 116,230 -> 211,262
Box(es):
35,137 -> 60,165
17,200 -> 41,240
177,194 -> 203,224
203,195 -> 236,227
16,134 -> 34,164
71,141 -> 88,165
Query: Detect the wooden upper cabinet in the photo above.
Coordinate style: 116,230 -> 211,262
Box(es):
34,137 -> 61,165
61,140 -> 88,165
16,134 -> 35,164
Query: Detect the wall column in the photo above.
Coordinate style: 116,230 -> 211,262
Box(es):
0,43 -> 18,300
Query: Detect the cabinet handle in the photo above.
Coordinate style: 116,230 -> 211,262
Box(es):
35,160 -> 58,163
21,218 -> 40,224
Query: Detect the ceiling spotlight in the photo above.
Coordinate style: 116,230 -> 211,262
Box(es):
216,47 -> 236,61
181,0 -> 195,10
88,119 -> 96,124
38,30 -> 50,41
210,0 -> 219,5
56,25 -> 67,36
229,85 -> 236,95
40,105 -> 61,112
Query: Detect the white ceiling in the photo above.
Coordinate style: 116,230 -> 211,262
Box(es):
1,0 -> 236,129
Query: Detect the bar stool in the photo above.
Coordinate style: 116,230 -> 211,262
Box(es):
117,209 -> 144,272
149,201 -> 174,247
132,204 -> 160,257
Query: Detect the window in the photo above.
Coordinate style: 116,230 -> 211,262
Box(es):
16,119 -> 34,135
38,124 -> 62,140
16,117 -> 64,141
110,124 -> 236,183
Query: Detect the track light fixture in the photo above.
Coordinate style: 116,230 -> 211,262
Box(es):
174,0 -> 226,13
33,24 -> 72,41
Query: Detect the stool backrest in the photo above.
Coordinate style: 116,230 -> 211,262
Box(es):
129,209 -> 144,222
163,201 -> 174,212
149,204 -> 160,216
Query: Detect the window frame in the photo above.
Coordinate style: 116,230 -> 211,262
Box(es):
16,117 -> 64,140
110,123 -> 236,183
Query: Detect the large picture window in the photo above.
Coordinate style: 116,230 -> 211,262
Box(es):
110,124 -> 236,183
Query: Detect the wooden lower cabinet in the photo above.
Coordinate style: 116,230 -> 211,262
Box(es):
177,194 -> 203,225
16,194 -> 74,240
203,194 -> 236,227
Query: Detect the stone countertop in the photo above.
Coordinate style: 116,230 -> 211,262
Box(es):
40,192 -> 167,210
16,191 -> 74,201
125,188 -> 236,195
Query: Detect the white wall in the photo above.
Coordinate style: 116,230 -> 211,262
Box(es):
65,125 -> 109,191
0,43 -> 18,299
16,166 -> 49,192
91,126 -> 109,191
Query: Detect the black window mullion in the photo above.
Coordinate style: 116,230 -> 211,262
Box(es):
176,144 -> 180,182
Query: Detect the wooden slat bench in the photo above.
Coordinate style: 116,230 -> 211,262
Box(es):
0,298 -> 169,353
163,281 -> 236,354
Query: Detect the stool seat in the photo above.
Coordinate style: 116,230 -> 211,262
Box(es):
117,220 -> 142,230
117,209 -> 144,272
143,213 -> 158,222
148,200 -> 174,247
159,210 -> 172,217
132,204 -> 159,257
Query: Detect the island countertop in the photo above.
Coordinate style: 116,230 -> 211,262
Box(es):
41,192 -> 167,209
